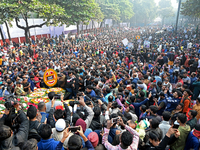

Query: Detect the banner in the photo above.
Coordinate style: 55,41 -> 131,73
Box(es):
122,38 -> 129,46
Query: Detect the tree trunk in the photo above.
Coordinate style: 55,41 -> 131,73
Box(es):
5,21 -> 11,42
25,29 -> 29,44
0,26 -> 5,43
76,23 -> 79,35
92,20 -> 94,30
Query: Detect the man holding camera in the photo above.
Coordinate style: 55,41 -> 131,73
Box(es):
0,103 -> 29,150
102,117 -> 139,150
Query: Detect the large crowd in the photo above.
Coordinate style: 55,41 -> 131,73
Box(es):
0,26 -> 200,150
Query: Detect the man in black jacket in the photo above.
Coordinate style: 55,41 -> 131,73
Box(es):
0,103 -> 29,150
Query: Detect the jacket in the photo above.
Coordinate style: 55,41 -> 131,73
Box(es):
37,138 -> 64,150
192,81 -> 200,100
170,124 -> 191,150
158,121 -> 171,139
0,110 -> 29,150
165,95 -> 181,112
186,117 -> 197,130
184,131 -> 200,150
180,96 -> 191,113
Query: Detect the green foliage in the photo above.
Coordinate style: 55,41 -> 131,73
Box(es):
158,0 -> 174,19
181,0 -> 200,17
130,0 -> 157,25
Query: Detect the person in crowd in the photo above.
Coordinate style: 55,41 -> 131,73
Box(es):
170,113 -> 191,150
186,110 -> 198,129
1,26 -> 200,150
158,111 -> 171,139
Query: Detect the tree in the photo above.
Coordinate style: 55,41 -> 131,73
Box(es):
130,0 -> 157,26
4,0 -> 67,43
0,2 -> 17,43
50,0 -> 98,34
116,0 -> 134,23
181,0 -> 200,17
158,0 -> 174,26
96,0 -> 121,26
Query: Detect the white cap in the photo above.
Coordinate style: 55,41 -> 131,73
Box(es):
55,119 -> 66,131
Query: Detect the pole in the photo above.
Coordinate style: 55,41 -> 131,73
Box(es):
175,0 -> 182,33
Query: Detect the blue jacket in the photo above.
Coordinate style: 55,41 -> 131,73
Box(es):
88,90 -> 96,97
105,92 -> 115,103
184,131 -> 199,150
38,138 -> 64,150
28,78 -> 35,92
132,98 -> 149,117
165,95 -> 181,112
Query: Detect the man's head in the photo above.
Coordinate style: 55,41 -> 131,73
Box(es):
39,124 -> 52,140
27,105 -> 37,120
0,125 -> 12,141
38,102 -> 46,112
149,105 -> 158,115
177,113 -> 187,125
149,130 -> 162,147
68,134 -> 82,150
119,131 -> 133,149
188,110 -> 197,119
48,92 -> 55,100
162,111 -> 171,121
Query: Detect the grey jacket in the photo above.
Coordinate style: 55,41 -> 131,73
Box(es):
0,110 -> 29,150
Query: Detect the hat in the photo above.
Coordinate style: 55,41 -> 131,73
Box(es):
84,128 -> 93,138
75,118 -> 86,133
27,105 -> 37,120
137,84 -> 144,89
87,132 -> 99,148
117,78 -> 122,83
55,105 -> 64,110
55,119 -> 66,131
129,112 -> 138,123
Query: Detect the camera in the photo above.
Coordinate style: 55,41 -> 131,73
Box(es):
69,101 -> 80,107
112,117 -> 119,123
69,126 -> 80,132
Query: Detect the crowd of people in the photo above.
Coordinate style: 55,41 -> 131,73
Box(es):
0,25 -> 200,150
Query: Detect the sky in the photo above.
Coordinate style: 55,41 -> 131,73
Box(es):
155,0 -> 178,9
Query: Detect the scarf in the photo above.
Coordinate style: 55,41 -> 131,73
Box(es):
193,129 -> 200,139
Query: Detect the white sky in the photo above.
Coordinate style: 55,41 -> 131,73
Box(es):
155,0 -> 178,8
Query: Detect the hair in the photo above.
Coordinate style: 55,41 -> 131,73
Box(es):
48,92 -> 55,100
54,109 -> 64,120
149,130 -> 161,142
27,105 -> 37,120
93,106 -> 101,117
162,111 -> 171,121
189,110 -> 197,118
22,138 -> 38,150
124,112 -> 132,120
149,105 -> 158,114
141,105 -> 147,112
39,124 -> 52,140
0,125 -> 12,140
129,96 -> 136,103
68,135 -> 82,150
38,102 -> 46,111
197,97 -> 200,103
151,118 -> 160,129
139,91 -> 145,98
121,131 -> 133,147
177,113 -> 187,124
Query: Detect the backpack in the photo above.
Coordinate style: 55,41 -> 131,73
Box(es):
28,123 -> 41,142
